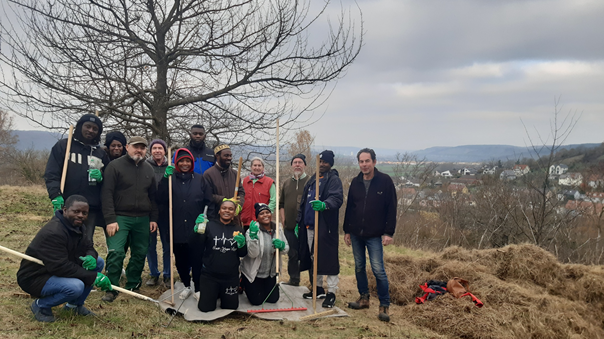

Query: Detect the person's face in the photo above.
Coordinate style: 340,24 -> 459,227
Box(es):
63,201 -> 89,227
126,143 -> 147,161
251,160 -> 264,175
151,144 -> 165,161
177,158 -> 192,172
358,152 -> 376,175
190,128 -> 206,143
81,122 -> 99,142
319,159 -> 331,174
109,140 -> 123,158
291,158 -> 305,176
219,202 -> 236,222
257,209 -> 272,225
218,149 -> 233,168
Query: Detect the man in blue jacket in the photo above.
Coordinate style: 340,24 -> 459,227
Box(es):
185,124 -> 215,175
343,148 -> 397,322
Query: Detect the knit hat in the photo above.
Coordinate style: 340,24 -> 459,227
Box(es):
104,131 -> 127,149
254,202 -> 271,218
74,113 -> 103,144
149,139 -> 167,154
174,148 -> 194,173
319,150 -> 335,167
291,153 -> 307,165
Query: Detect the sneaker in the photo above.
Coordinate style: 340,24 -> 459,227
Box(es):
63,304 -> 96,316
145,276 -> 159,286
102,291 -> 118,302
348,293 -> 370,309
194,291 -> 200,301
179,286 -> 192,300
378,306 -> 390,322
303,286 -> 326,299
322,292 -> 336,308
31,300 -> 55,323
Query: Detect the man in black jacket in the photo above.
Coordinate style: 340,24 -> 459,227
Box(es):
44,114 -> 110,241
102,136 -> 158,302
343,148 -> 397,322
17,195 -> 111,322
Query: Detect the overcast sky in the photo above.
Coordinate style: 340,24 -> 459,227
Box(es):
7,0 -> 604,151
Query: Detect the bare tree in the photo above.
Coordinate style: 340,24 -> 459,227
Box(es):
0,0 -> 362,146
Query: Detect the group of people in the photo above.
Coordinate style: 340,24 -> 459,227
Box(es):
16,113 -> 398,324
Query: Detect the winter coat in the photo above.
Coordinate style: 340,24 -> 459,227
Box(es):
241,176 -> 274,226
241,222 -> 289,283
343,168 -> 398,238
297,169 -> 343,275
203,164 -> 245,220
185,141 -> 215,175
44,138 -> 110,210
17,210 -> 98,297
279,173 -> 309,231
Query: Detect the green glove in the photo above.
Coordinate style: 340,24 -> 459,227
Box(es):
164,165 -> 175,178
310,200 -> 326,212
234,233 -> 246,249
79,255 -> 97,270
273,238 -> 285,250
88,169 -> 103,182
295,224 -> 299,238
94,272 -> 113,291
193,214 -> 206,233
51,196 -> 64,212
249,221 -> 259,240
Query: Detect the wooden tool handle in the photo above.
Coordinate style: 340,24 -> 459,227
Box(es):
234,156 -> 243,198
275,120 -> 280,278
168,147 -> 175,305
60,125 -> 74,194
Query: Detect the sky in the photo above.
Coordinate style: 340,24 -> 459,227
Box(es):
5,0 -> 604,151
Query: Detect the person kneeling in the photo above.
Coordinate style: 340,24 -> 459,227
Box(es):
192,199 -> 246,312
241,203 -> 289,305
17,195 -> 113,322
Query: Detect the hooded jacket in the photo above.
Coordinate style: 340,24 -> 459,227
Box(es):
157,148 -> 213,243
185,140 -> 215,175
241,221 -> 289,283
17,210 -> 98,297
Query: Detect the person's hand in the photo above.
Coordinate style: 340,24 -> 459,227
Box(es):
195,214 -> 206,224
382,235 -> 394,246
294,224 -> 299,238
272,238 -> 285,250
164,165 -> 175,178
234,232 -> 246,248
88,169 -> 103,182
106,222 -> 119,237
150,222 -> 158,233
51,196 -> 64,212
344,233 -> 351,247
79,255 -> 97,270
310,200 -> 326,212
248,221 -> 259,240
94,272 -> 113,291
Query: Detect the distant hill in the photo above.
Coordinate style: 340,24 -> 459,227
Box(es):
13,130 -> 63,151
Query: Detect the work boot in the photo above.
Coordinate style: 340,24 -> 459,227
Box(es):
145,276 -> 159,286
322,292 -> 336,308
162,276 -> 170,288
30,300 -> 55,323
102,290 -> 118,302
63,304 -> 96,316
348,293 -> 370,309
378,306 -> 390,322
303,286 -> 326,299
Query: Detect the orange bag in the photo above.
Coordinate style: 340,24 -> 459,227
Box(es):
446,277 -> 483,308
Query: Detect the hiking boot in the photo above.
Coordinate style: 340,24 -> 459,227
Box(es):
322,292 -> 336,308
63,304 -> 96,316
102,290 -> 118,302
348,293 -> 370,309
378,306 -> 390,322
145,276 -> 159,286
30,300 -> 55,323
303,286 -> 326,299
162,276 -> 170,288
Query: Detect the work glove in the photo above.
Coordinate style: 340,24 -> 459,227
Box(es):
294,224 -> 299,238
193,214 -> 207,233
164,165 -> 175,178
51,196 -> 64,212
94,272 -> 113,291
310,200 -> 326,212
79,255 -> 97,271
248,220 -> 259,240
88,169 -> 103,182
273,238 -> 286,250
234,232 -> 246,249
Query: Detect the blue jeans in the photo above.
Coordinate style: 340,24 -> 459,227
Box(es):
37,257 -> 104,309
147,226 -> 170,278
350,235 -> 390,307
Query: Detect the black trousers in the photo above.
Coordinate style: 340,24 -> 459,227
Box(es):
197,272 -> 240,312
242,275 -> 279,306
284,229 -> 300,284
173,243 -> 192,287
189,235 -> 203,292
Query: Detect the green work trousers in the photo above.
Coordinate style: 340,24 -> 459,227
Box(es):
105,215 -> 150,290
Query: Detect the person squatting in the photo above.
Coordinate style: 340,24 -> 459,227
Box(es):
19,115 -> 397,323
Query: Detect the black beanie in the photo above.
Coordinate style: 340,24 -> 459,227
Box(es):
291,153 -> 307,165
254,202 -> 271,218
319,150 -> 335,167
74,114 -> 103,145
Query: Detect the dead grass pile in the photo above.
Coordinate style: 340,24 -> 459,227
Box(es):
367,243 -> 604,339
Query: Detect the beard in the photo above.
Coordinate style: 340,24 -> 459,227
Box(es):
293,169 -> 303,177
129,154 -> 144,162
